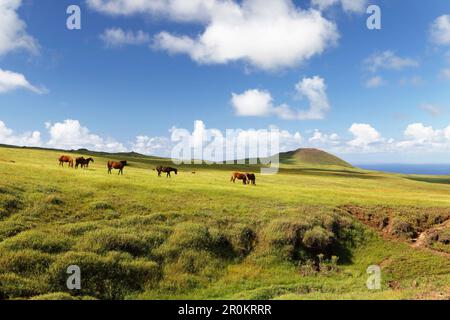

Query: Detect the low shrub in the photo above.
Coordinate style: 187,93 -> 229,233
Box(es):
49,251 -> 161,299
173,249 -> 215,274
0,273 -> 47,299
0,249 -> 53,275
0,193 -> 22,218
0,221 -> 29,241
0,229 -> 74,254
437,228 -> 450,245
262,218 -> 314,260
157,223 -> 214,259
225,224 -> 257,258
75,228 -> 164,257
391,219 -> 417,239
302,226 -> 335,254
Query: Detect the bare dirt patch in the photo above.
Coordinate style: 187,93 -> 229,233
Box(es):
338,205 -> 450,258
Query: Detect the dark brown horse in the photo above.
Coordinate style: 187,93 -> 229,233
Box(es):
231,172 -> 247,185
246,173 -> 256,185
156,166 -> 178,178
59,155 -> 74,168
75,157 -> 94,169
108,160 -> 127,175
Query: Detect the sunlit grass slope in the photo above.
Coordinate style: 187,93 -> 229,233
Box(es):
0,146 -> 449,300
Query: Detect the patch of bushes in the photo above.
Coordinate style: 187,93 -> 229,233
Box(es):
262,218 -> 313,261
437,229 -> 450,245
302,226 -> 335,253
170,249 -> 221,276
75,228 -> 165,257
0,229 -> 74,254
225,224 -> 257,258
0,194 -> 23,218
0,273 -> 47,299
0,249 -> 53,275
298,254 -> 340,276
260,214 -> 350,264
156,223 -> 215,259
60,222 -> 99,237
391,219 -> 417,239
0,221 -> 29,241
92,202 -> 114,210
49,251 -> 161,299
342,205 -> 450,240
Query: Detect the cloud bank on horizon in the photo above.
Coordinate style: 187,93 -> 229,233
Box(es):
1,0 -> 450,163
2,119 -> 450,164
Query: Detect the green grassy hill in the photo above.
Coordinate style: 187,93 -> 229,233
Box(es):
0,145 -> 449,300
279,148 -> 352,167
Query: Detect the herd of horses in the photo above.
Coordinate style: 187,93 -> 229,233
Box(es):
58,155 -> 256,185
231,172 -> 256,185
58,156 -> 94,169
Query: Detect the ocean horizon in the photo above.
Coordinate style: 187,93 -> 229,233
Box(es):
356,164 -> 450,175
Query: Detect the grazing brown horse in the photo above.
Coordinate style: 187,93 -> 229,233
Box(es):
75,157 -> 94,169
59,155 -> 74,168
246,173 -> 256,185
156,166 -> 178,178
108,160 -> 127,175
231,172 -> 247,185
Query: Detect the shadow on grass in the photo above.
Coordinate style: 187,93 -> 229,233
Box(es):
405,176 -> 450,185
278,168 -> 383,180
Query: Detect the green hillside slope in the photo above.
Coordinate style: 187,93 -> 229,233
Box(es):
0,145 -> 448,300
279,148 -> 352,167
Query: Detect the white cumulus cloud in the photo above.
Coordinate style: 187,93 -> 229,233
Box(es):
46,119 -> 127,152
430,15 -> 450,45
402,123 -> 440,144
0,0 -> 39,56
0,120 -> 41,147
89,0 -> 339,71
231,76 -> 330,120
364,51 -> 419,72
231,89 -> 273,117
0,68 -> 46,94
348,123 -> 383,148
309,129 -> 339,145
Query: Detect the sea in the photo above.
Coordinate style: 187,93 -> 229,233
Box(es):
356,164 -> 450,175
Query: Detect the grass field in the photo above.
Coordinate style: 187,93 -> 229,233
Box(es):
0,146 -> 449,300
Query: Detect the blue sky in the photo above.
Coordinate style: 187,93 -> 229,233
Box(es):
1,0 -> 450,164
